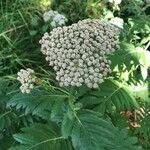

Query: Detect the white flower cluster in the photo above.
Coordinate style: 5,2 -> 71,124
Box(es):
17,68 -> 36,93
43,10 -> 67,27
39,19 -> 120,88
43,10 -> 58,22
109,0 -> 122,5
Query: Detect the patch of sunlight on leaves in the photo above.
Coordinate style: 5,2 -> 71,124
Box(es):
130,80 -> 150,102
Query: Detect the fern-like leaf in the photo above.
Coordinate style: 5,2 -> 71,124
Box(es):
7,89 -> 68,119
70,110 -> 142,150
79,79 -> 138,113
9,123 -> 73,150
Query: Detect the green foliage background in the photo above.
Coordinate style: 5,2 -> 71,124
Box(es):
0,0 -> 150,150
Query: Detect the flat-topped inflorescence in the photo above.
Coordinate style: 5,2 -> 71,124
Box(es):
40,19 -> 120,88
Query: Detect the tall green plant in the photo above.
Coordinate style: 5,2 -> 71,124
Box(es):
0,0 -> 150,150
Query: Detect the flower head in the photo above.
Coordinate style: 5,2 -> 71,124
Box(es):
17,68 -> 36,93
40,19 -> 120,88
43,10 -> 58,22
43,10 -> 67,27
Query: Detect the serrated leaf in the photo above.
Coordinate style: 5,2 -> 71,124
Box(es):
9,123 -> 73,150
51,99 -> 64,123
0,79 -> 16,131
111,43 -> 150,77
71,110 -> 142,150
7,89 -> 67,119
82,79 -> 138,113
61,114 -> 75,138
78,96 -> 101,107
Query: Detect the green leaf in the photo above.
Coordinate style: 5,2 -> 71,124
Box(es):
140,66 -> 148,80
111,113 -> 129,129
131,80 -> 150,102
0,110 -> 14,131
51,99 -> 65,123
140,36 -> 150,45
7,89 -> 67,119
9,123 -> 73,150
76,85 -> 91,98
79,96 -> 100,107
0,135 -> 15,150
81,79 -> 138,113
134,102 -> 150,149
136,114 -> 150,141
61,114 -> 75,138
0,79 -> 8,93
111,43 -> 150,79
0,79 -> 16,131
71,110 -> 142,150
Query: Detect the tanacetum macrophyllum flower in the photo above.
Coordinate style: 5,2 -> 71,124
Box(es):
43,10 -> 67,28
17,68 -> 36,93
40,19 -> 120,88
